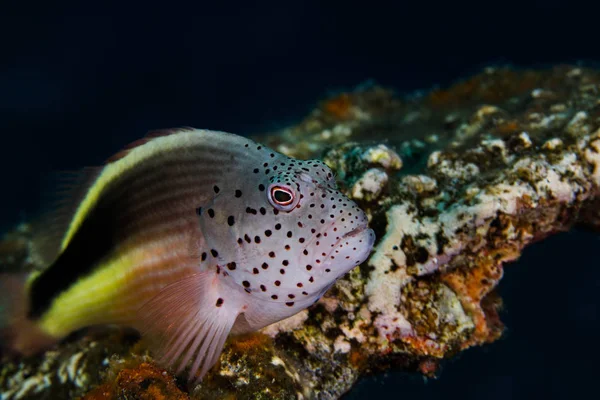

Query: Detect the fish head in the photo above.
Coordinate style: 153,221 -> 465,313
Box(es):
197,155 -> 375,304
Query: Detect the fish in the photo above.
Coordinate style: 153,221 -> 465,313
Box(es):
0,128 -> 376,382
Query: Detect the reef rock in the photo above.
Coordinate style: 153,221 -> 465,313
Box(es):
2,65 -> 600,399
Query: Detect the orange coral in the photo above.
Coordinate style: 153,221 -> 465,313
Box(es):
229,332 -> 272,353
428,69 -> 541,108
82,384 -> 113,400
323,93 -> 353,119
441,250 -> 510,348
418,358 -> 439,377
401,335 -> 445,358
495,120 -> 520,135
349,348 -> 369,369
82,362 -> 188,400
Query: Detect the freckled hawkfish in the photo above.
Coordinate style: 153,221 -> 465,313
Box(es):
0,128 -> 375,381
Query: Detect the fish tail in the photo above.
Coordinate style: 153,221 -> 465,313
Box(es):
0,273 -> 56,357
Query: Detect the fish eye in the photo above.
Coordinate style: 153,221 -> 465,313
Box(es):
267,184 -> 298,211
273,188 -> 293,204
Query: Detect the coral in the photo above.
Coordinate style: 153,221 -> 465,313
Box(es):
351,168 -> 388,201
82,363 -> 188,400
0,328 -> 137,400
2,65 -> 600,399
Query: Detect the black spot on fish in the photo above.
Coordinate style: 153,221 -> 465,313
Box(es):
228,216 -> 235,226
265,229 -> 272,237
216,298 -> 224,307
258,184 -> 265,191
269,251 -> 275,258
253,168 -> 259,173
255,236 -> 261,244
272,295 -> 278,299
286,302 -> 295,307
235,189 -> 242,197
260,284 -> 267,291
211,249 -> 219,257
246,207 -> 257,215
262,262 -> 269,269
227,262 -> 236,270
213,185 -> 220,193
201,252 -> 207,261
242,280 -> 250,288
275,280 -> 281,286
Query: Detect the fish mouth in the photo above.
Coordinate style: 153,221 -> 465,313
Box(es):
321,223 -> 375,274
342,224 -> 368,239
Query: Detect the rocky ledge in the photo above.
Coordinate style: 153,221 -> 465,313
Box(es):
2,65 -> 600,399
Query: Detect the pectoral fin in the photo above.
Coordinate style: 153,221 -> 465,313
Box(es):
137,271 -> 245,382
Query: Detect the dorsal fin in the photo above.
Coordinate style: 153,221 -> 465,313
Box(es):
30,127 -> 200,265
29,128 -> 199,265
106,127 -> 196,163
29,167 -> 102,267
31,128 -> 254,267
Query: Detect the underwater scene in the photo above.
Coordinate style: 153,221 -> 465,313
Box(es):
1,4 -> 598,400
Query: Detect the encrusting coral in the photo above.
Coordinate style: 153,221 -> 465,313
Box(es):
2,65 -> 600,399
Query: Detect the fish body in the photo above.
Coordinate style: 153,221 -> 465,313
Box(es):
1,128 -> 375,381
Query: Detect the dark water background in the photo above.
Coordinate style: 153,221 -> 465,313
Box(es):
1,3 -> 598,399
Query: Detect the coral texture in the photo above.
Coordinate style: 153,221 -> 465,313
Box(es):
2,65 -> 600,399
